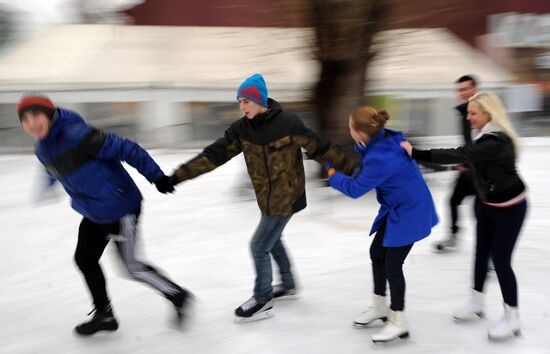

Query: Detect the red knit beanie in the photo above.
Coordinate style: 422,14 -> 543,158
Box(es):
17,95 -> 56,121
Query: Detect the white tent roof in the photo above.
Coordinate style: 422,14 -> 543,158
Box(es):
0,25 -> 515,100
0,25 -> 316,91
370,29 -> 515,90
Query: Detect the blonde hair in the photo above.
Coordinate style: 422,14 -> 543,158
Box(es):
468,92 -> 520,151
350,106 -> 390,138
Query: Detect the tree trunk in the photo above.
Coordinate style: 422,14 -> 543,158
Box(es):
312,0 -> 389,146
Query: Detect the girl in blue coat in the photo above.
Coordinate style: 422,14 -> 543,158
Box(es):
327,106 -> 438,343
18,95 -> 192,336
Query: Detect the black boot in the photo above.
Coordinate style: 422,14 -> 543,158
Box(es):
234,296 -> 274,322
74,304 -> 118,336
433,232 -> 458,252
167,289 -> 194,328
272,284 -> 297,299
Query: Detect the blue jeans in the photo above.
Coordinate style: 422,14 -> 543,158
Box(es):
250,214 -> 294,302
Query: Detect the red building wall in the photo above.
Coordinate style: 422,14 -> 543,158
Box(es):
125,0 -> 306,27
125,0 -> 550,47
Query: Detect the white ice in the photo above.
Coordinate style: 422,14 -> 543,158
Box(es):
1,139 -> 549,354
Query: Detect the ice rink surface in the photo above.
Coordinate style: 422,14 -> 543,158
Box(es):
1,139 -> 549,354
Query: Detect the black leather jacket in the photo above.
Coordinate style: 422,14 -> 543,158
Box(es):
412,132 -> 525,203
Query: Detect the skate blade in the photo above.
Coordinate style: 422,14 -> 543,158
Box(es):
234,309 -> 274,323
353,317 -> 388,328
274,294 -> 300,302
73,323 -> 119,337
433,245 -> 457,253
372,332 -> 410,345
488,329 -> 522,341
453,312 -> 484,322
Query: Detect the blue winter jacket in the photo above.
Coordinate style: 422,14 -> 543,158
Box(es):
35,109 -> 164,224
329,129 -> 438,247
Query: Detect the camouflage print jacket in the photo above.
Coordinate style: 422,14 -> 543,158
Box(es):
173,99 -> 359,216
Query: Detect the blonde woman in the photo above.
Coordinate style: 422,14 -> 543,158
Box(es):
401,92 -> 527,341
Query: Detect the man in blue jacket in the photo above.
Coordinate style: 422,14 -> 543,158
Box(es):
18,95 -> 192,336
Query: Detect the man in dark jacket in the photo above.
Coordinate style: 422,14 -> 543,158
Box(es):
18,95 -> 192,336
159,74 -> 358,322
434,75 -> 478,251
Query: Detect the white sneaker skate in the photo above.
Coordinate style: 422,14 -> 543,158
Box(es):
371,310 -> 409,343
488,304 -> 521,341
453,289 -> 485,321
354,294 -> 388,328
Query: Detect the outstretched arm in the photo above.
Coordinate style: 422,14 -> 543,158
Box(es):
80,128 -> 165,183
292,120 -> 359,175
32,169 -> 61,205
328,158 -> 390,199
401,137 -> 504,165
172,125 -> 242,183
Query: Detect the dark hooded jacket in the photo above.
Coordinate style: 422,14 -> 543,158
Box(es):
173,99 -> 358,215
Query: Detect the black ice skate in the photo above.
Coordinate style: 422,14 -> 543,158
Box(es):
272,284 -> 297,300
433,234 -> 458,252
234,297 -> 274,323
167,288 -> 195,328
74,304 -> 118,336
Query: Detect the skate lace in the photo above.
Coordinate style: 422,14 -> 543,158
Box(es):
362,303 -> 379,314
379,322 -> 399,335
241,297 -> 258,311
457,300 -> 481,315
86,305 -> 112,319
492,315 -> 510,332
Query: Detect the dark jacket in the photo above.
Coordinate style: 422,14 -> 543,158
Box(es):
454,102 -> 475,179
173,99 -> 358,216
412,131 -> 525,203
36,109 -> 164,223
456,102 -> 472,145
329,129 -> 438,247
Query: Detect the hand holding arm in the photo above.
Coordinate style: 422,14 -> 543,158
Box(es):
154,175 -> 178,194
324,161 -> 336,177
172,126 -> 242,182
400,140 -> 413,157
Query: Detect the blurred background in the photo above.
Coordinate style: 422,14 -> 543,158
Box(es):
2,2 -> 550,353
0,0 -> 549,151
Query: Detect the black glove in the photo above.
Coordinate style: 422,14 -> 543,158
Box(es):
351,166 -> 362,178
155,175 -> 176,194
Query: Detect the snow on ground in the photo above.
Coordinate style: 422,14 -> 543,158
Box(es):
1,139 -> 549,354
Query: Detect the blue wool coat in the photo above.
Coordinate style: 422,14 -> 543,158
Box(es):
329,129 -> 438,247
35,109 -> 164,224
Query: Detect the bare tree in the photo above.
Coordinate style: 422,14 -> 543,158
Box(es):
312,0 -> 389,146
73,0 -> 140,24
0,7 -> 15,49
